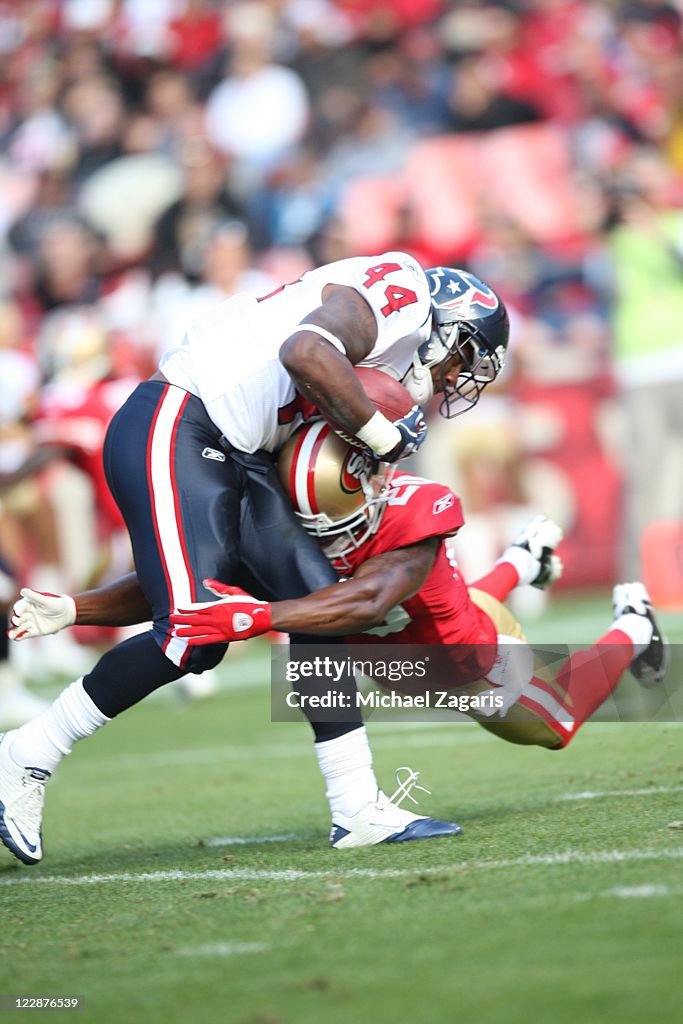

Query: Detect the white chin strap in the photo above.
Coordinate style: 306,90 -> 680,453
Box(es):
402,348 -> 440,406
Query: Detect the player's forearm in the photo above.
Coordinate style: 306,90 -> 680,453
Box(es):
280,284 -> 380,432
270,575 -> 397,635
282,334 -> 377,435
74,573 -> 152,627
170,543 -> 437,646
270,545 -> 435,635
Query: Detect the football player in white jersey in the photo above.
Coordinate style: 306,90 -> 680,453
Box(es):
0,258 -> 509,863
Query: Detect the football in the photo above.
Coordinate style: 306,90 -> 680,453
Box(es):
355,365 -> 415,420
329,365 -> 415,449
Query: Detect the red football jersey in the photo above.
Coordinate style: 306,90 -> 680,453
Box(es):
35,377 -> 139,533
340,474 -> 498,681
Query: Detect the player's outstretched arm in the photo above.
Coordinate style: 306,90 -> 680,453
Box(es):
170,540 -> 439,644
73,573 -> 152,626
9,573 -> 152,640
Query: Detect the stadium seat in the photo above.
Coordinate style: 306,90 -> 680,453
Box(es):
341,125 -> 583,260
641,520 -> 683,611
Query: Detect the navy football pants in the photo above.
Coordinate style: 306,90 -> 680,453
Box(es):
82,380 -> 361,737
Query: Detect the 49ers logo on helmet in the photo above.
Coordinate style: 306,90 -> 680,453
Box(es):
429,269 -> 499,316
340,449 -> 374,494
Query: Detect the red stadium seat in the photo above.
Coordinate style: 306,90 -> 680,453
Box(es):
642,520 -> 683,611
339,176 -> 407,255
340,125 -> 583,260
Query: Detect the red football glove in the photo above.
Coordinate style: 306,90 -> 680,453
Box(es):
170,579 -> 272,645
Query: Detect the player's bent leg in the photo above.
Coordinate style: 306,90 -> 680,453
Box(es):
462,641 -> 631,752
470,643 -> 630,752
0,674 -> 111,864
235,454 -> 363,737
518,586 -> 668,742
468,589 -> 527,642
453,675 -> 566,750
82,631 -> 225,718
447,592 -> 570,749
0,631 -> 227,866
466,587 -> 669,753
452,593 -> 562,747
103,381 -> 240,688
477,707 -> 564,749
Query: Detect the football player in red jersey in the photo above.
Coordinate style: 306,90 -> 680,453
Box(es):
7,424 -> 669,854
166,423 -> 669,751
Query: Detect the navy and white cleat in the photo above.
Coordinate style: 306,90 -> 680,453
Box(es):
330,767 -> 462,849
0,732 -> 50,865
613,582 -> 670,688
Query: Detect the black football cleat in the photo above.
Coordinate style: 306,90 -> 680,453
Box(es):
613,582 -> 670,688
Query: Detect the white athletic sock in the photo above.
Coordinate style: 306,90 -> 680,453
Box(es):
499,545 -> 540,586
315,726 -> 379,819
612,613 -> 653,657
8,678 -> 111,773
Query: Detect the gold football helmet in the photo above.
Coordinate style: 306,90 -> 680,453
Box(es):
277,420 -> 393,564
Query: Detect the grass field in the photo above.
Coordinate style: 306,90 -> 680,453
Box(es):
1,594 -> 682,1024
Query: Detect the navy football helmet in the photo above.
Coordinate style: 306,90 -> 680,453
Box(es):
402,268 -> 509,417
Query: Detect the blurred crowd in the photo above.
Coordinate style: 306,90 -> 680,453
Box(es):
1,0 -> 683,717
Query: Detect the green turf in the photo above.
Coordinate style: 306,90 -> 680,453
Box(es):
1,593 -> 682,1024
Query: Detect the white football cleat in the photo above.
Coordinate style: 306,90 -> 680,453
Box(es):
613,582 -> 670,688
0,731 -> 50,865
505,515 -> 564,589
329,767 -> 462,849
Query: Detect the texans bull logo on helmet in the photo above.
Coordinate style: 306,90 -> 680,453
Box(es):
399,265 -> 510,418
426,268 -> 500,319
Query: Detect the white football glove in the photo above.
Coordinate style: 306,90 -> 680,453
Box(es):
500,515 -> 564,589
8,588 -> 77,641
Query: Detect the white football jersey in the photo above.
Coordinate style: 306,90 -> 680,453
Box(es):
159,252 -> 432,453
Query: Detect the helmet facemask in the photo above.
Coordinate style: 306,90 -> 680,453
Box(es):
301,467 -> 395,572
278,421 -> 398,571
435,320 -> 505,418
403,266 -> 509,418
